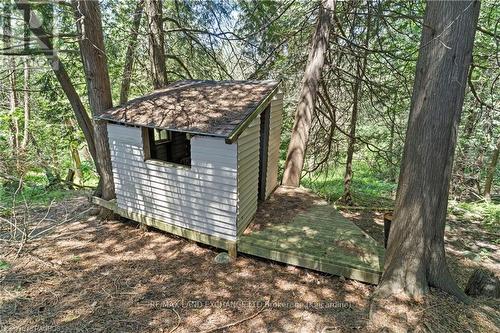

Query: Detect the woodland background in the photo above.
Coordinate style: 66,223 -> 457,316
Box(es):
0,1 -> 499,331
0,1 -> 498,229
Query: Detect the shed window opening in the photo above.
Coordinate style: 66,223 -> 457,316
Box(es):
143,128 -> 191,166
154,129 -> 171,142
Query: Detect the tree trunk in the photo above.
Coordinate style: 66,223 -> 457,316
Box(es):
21,58 -> 30,150
483,137 -> 499,202
282,0 -> 335,187
70,145 -> 83,186
341,84 -> 359,206
465,268 -> 500,298
3,5 -> 19,157
64,118 -> 84,186
119,0 -> 144,104
74,0 -> 116,201
29,133 -> 62,188
388,109 -> 397,183
375,0 -> 481,302
341,5 -> 371,205
454,105 -> 479,198
16,2 -> 99,172
8,61 -> 19,155
144,0 -> 167,89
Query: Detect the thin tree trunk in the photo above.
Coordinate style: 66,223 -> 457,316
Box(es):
120,0 -> 144,104
388,109 -> 397,183
8,63 -> 19,155
73,0 -> 116,201
15,2 -> 98,172
3,5 -> 19,156
29,133 -> 62,187
341,5 -> 371,205
64,118 -> 84,186
454,106 -> 478,197
282,0 -> 335,187
71,145 -> 83,186
375,0 -> 481,301
341,83 -> 359,205
144,0 -> 167,89
21,58 -> 30,150
483,137 -> 499,202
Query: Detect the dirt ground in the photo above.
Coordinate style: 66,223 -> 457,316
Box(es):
1,193 -> 499,332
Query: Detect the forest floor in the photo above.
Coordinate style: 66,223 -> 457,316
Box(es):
0,191 -> 499,332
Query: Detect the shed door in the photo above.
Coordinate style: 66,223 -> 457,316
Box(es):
258,105 -> 271,201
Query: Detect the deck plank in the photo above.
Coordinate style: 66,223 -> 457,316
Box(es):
238,204 -> 385,284
239,237 -> 382,270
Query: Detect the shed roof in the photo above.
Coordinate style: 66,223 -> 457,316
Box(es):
98,80 -> 279,141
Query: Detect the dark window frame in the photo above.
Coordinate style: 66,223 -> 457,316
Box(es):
141,127 -> 192,167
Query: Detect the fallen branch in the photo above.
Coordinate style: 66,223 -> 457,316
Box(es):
200,300 -> 268,333
168,308 -> 181,333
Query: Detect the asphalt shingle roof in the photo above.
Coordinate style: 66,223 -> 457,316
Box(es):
99,80 -> 279,137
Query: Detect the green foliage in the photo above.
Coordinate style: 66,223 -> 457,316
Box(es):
0,1 -> 498,230
0,172 -> 75,208
301,162 -> 396,208
0,260 -> 10,270
70,255 -> 82,262
450,201 -> 500,233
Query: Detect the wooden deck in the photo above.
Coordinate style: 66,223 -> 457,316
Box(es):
238,188 -> 385,285
92,187 -> 385,285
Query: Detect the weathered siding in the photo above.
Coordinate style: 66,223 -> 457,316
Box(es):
236,116 -> 261,235
265,93 -> 283,198
108,124 -> 238,241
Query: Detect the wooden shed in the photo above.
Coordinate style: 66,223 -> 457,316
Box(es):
95,80 -> 283,252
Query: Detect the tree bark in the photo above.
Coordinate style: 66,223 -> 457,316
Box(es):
341,5 -> 371,205
465,268 -> 500,298
388,109 -> 397,183
70,145 -> 83,186
73,0 -> 116,201
483,137 -> 499,202
15,2 -> 99,172
282,0 -> 335,187
3,5 -> 19,156
64,118 -> 84,186
144,0 -> 167,89
21,58 -> 30,150
119,0 -> 144,104
375,0 -> 481,301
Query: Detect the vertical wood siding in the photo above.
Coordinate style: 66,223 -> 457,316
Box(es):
236,115 -> 261,235
107,124 -> 238,241
265,93 -> 283,198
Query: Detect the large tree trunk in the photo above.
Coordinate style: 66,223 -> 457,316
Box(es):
375,0 -> 480,301
74,0 -> 116,201
16,2 -> 98,172
341,5 -> 371,205
483,137 -> 499,202
282,0 -> 335,187
119,0 -> 144,104
144,0 -> 167,89
21,58 -> 30,150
